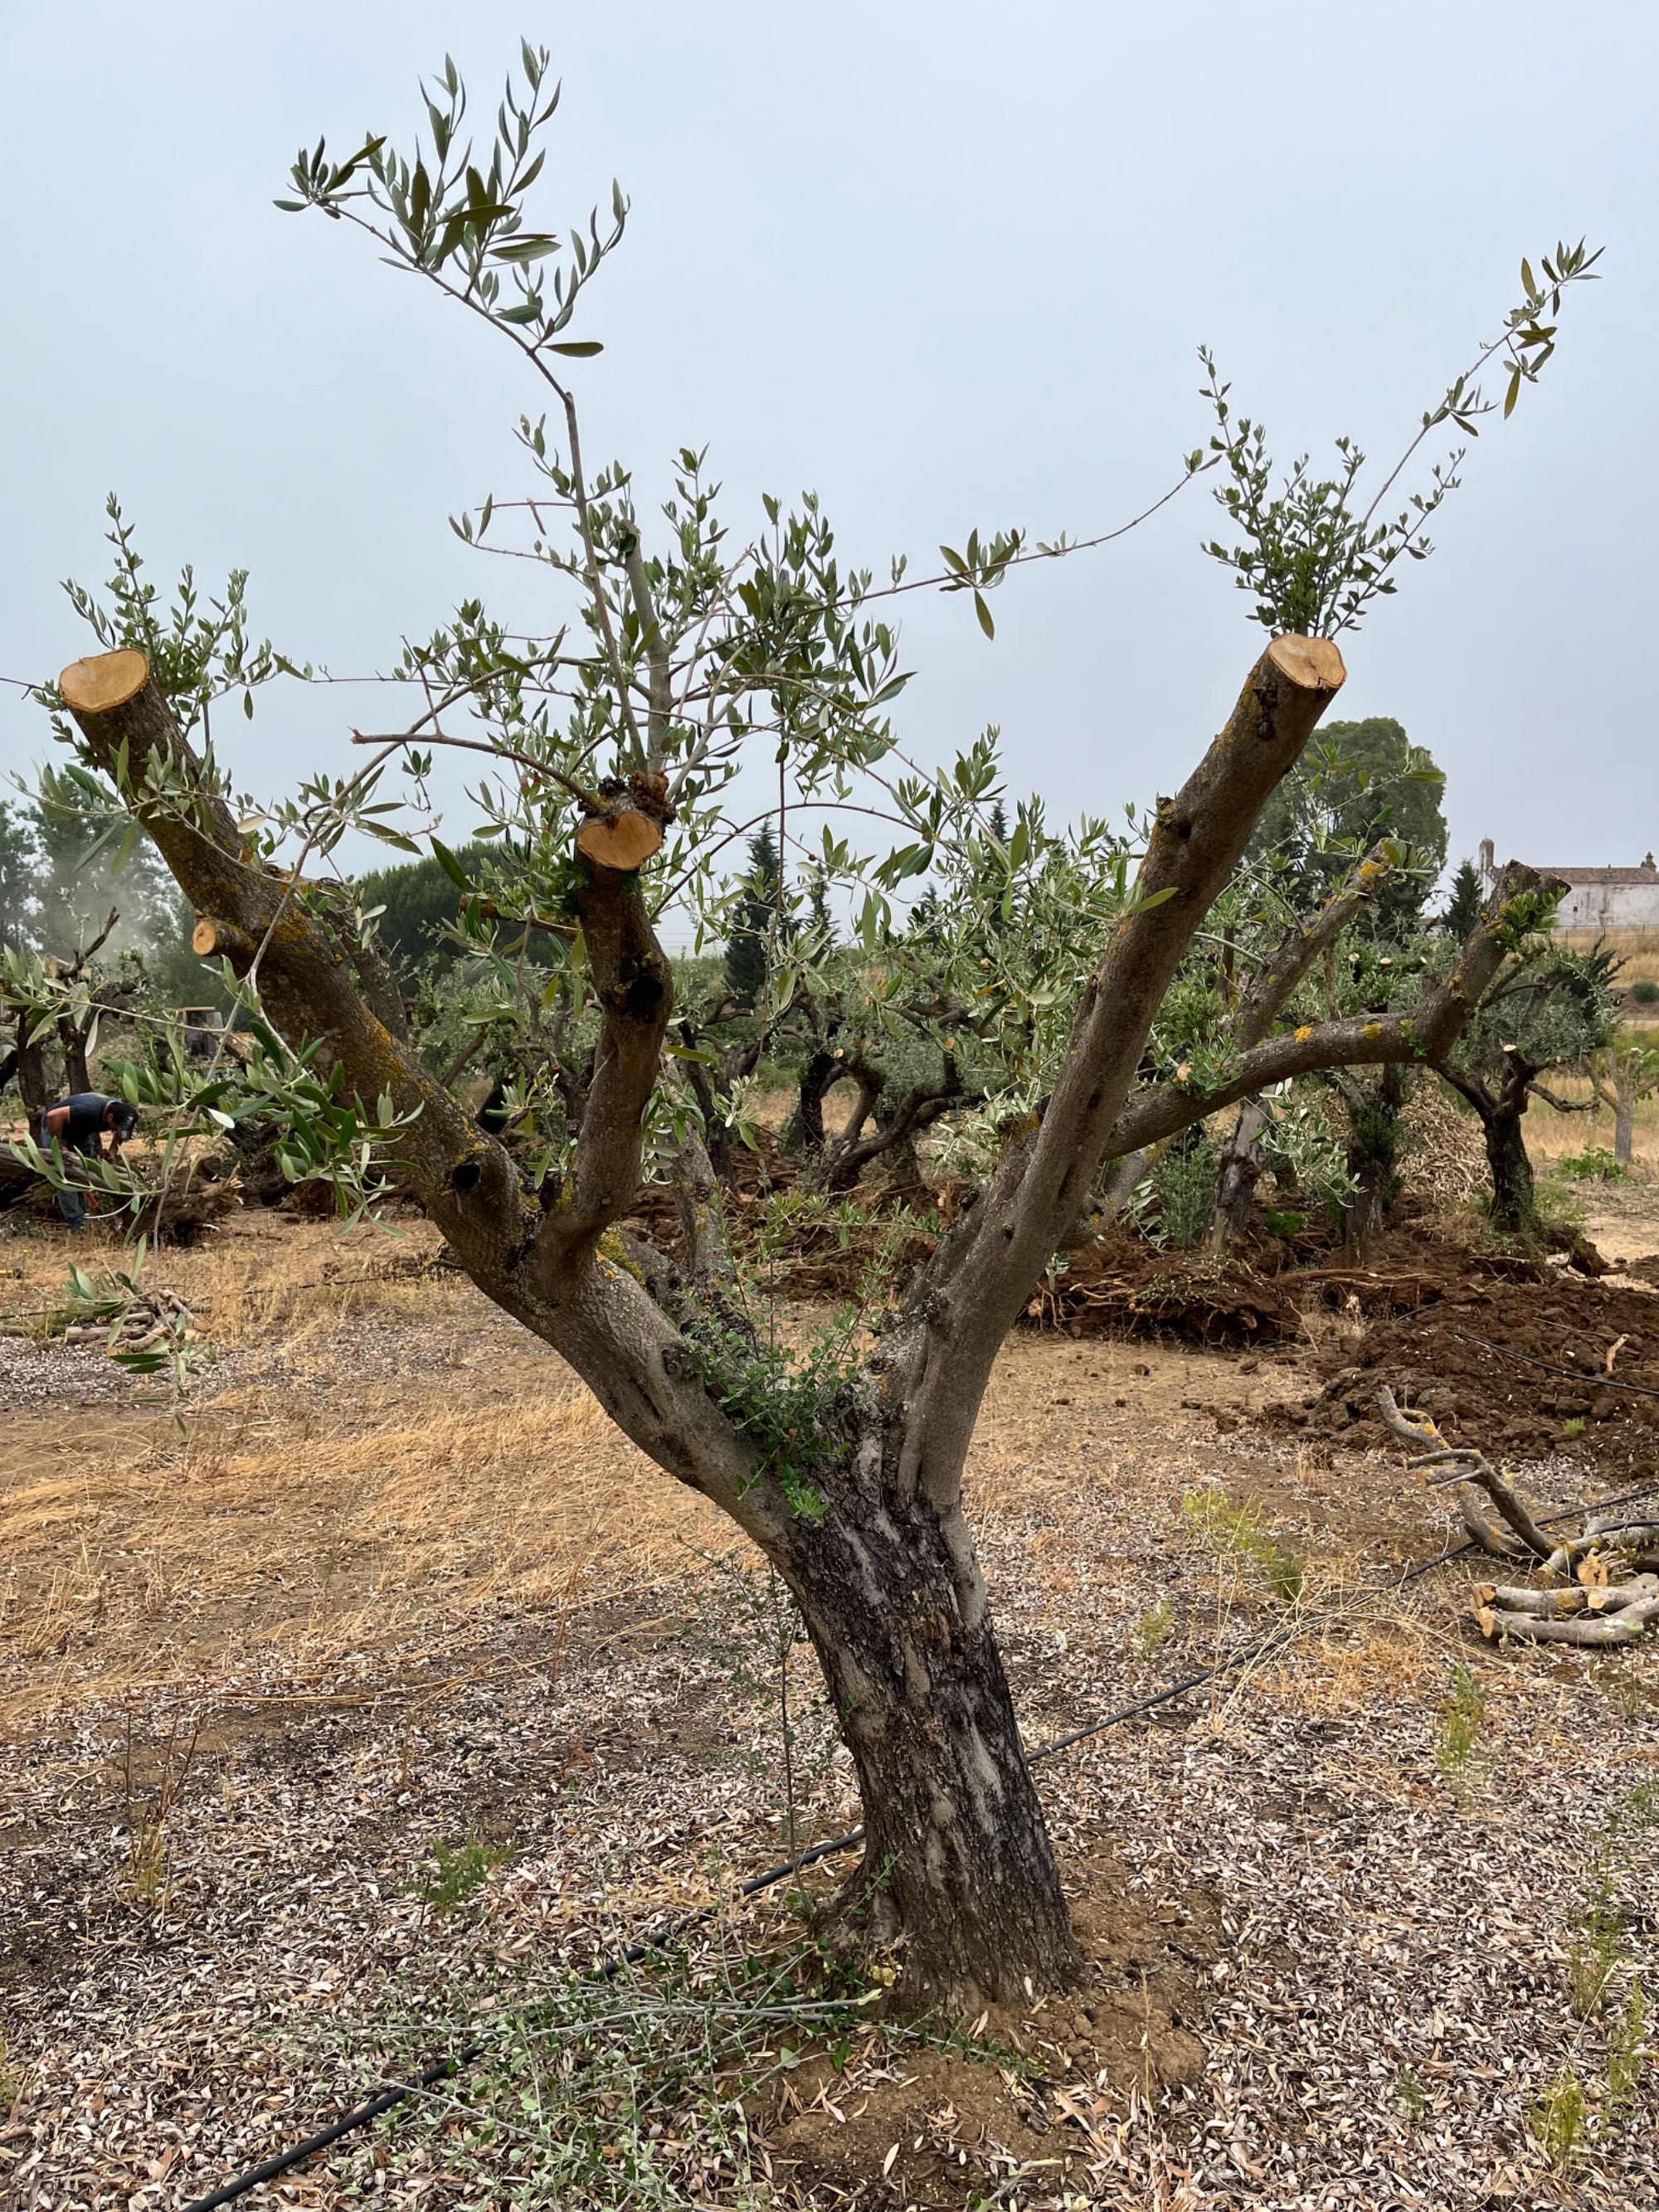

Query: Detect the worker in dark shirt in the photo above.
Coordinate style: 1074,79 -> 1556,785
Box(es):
38,1093 -> 139,1229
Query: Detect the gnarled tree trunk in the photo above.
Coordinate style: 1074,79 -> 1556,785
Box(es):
1212,1095 -> 1269,1247
781,1446 -> 1076,2002
1483,1102 -> 1536,1234
781,1047 -> 837,1159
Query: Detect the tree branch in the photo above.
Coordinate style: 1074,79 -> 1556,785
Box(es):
535,858 -> 674,1281
622,539 -> 672,771
887,634 -> 1349,1507
1233,839 -> 1394,1050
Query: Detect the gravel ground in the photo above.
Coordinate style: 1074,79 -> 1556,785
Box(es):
4,1392 -> 1657,2211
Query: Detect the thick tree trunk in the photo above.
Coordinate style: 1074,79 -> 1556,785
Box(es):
12,1022 -> 50,1121
58,1014 -> 92,1099
1613,1069 -> 1636,1169
1340,1062 -> 1409,1256
781,1049 -> 836,1159
781,1457 -> 1079,2005
1484,1104 -> 1536,1233
1212,1096 -> 1268,1246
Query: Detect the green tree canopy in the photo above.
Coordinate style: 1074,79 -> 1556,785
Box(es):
722,822 -> 781,1008
0,803 -> 37,954
1249,716 -> 1448,931
1443,856 -> 1484,936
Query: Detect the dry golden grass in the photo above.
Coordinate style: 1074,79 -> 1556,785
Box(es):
1522,1075 -> 1659,1164
1557,927 -> 1659,989
0,1217 -> 749,1726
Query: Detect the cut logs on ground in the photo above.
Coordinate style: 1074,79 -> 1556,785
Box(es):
1378,1384 -> 1659,1646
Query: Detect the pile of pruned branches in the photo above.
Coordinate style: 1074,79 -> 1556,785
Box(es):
1379,1387 -> 1659,1646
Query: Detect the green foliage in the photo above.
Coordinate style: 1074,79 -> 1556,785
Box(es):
1448,941 -> 1618,1124
1569,1784 -> 1659,2019
1180,1487 -> 1304,1603
1199,241 -> 1599,638
1249,717 -> 1448,930
678,1307 -> 862,1524
409,1835 -> 513,1920
1131,1600 -> 1172,1660
1605,1976 -> 1649,2122
722,824 -> 781,1009
1530,2069 -> 1589,2168
1434,1662 -> 1490,1802
314,1931 -> 960,2212
1444,857 -> 1485,938
358,843 -> 492,973
1559,1145 -> 1629,1182
1393,2065 -> 1428,2120
1150,1128 -> 1218,1249
1562,1417 -> 1588,1440
1629,977 -> 1659,1006
43,495 -> 288,747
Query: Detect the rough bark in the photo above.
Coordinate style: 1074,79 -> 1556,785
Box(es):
814,1051 -> 971,1195
60,649 -> 1070,2003
7,1016 -> 50,1121
883,636 -> 1352,1505
779,1443 -> 1078,2003
61,636 -> 1506,2007
1212,1095 -> 1269,1247
1613,1067 -> 1636,1169
1481,1103 -> 1536,1236
1335,1062 -> 1411,1255
781,1047 -> 838,1160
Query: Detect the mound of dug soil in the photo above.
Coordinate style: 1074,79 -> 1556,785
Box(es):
1270,1265 -> 1659,1475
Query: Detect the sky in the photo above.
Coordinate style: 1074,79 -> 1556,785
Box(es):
2,0 -> 1653,931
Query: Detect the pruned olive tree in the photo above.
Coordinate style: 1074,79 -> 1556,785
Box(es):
43,52 -> 1598,2002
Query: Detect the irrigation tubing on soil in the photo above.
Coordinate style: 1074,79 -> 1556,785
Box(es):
169,1464 -> 1659,2210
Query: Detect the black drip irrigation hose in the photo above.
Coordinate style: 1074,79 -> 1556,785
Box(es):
1437,1323 -> 1659,1401
177,1466 -> 1659,2212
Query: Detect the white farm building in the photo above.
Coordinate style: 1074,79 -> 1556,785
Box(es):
1478,839 -> 1659,935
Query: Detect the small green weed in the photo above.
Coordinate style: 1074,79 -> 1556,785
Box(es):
1181,1487 -> 1305,1603
1131,1599 -> 1173,1660
313,1930 -> 992,2211
1605,1976 -> 1649,2122
1530,2069 -> 1588,2167
1434,1663 -> 1491,1803
1151,1130 -> 1219,1250
1262,1207 -> 1306,1238
1562,1416 -> 1588,1440
1393,2064 -> 1428,2119
410,1835 -> 513,1921
1559,1146 -> 1629,1182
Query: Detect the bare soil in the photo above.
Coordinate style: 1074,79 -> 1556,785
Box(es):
2,1194 -> 1658,2209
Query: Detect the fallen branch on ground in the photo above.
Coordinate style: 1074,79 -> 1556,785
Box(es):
1378,1384 -> 1659,1648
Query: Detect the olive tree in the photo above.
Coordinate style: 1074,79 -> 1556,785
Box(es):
45,52 -> 1596,2002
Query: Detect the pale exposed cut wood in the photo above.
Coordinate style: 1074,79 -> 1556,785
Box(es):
192,915 -> 220,956
1374,1387 -> 1551,1559
1264,634 -> 1347,691
58,647 -> 149,713
1475,1594 -> 1659,1646
575,808 -> 664,872
1475,1583 -> 1591,1616
1380,1383 -> 1659,1649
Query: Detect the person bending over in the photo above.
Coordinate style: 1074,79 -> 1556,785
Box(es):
38,1092 -> 139,1229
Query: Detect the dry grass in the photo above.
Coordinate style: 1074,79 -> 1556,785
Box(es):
0,1218 -> 744,1726
1524,1076 -> 1659,1164
1557,927 -> 1659,991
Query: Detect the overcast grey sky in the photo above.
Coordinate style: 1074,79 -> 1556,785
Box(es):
2,0 -> 1652,902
